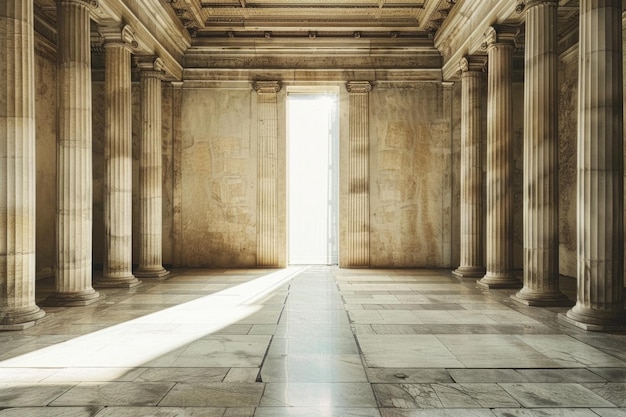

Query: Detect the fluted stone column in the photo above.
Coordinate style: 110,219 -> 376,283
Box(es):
255,81 -> 281,267
0,0 -> 46,329
97,25 -> 140,288
453,57 -> 485,279
513,0 -> 570,306
560,0 -> 625,330
343,81 -> 372,268
134,56 -> 168,279
47,0 -> 100,306
478,26 -> 521,289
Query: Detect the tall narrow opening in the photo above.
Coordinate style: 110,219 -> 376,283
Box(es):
287,88 -> 339,265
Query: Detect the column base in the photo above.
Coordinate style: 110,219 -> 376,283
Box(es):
43,289 -> 101,307
511,288 -> 573,307
477,273 -> 521,289
558,305 -> 626,332
0,306 -> 46,330
96,274 -> 141,288
134,266 -> 170,280
453,266 -> 486,279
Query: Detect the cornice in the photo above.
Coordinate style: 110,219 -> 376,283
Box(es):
434,0 -> 519,80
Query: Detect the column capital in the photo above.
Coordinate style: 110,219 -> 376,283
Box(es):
56,0 -> 99,9
481,25 -> 521,51
254,81 -> 281,94
459,55 -> 487,74
517,0 -> 558,13
346,81 -> 373,94
135,56 -> 165,79
99,23 -> 138,51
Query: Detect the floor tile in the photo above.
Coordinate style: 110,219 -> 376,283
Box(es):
448,368 -> 527,383
432,383 -> 520,408
50,382 -> 174,406
159,382 -> 264,407
0,407 -> 102,417
365,368 -> 453,383
582,383 -> 626,406
380,410 -> 495,417
357,335 -> 464,368
261,354 -> 368,382
499,383 -> 617,408
261,383 -> 377,407
0,383 -> 73,407
93,407 -> 225,416
515,368 -> 607,383
254,407 -> 382,416
372,383 -> 443,408
490,409 -> 600,416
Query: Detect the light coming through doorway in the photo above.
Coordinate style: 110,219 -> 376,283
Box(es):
287,89 -> 339,265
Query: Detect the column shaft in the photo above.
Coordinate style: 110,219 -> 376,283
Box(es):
478,28 -> 520,289
343,81 -> 371,268
99,44 -> 140,287
48,0 -> 100,306
135,63 -> 168,279
0,0 -> 46,328
514,0 -> 570,306
454,59 -> 485,278
561,0 -> 625,330
256,82 -> 281,267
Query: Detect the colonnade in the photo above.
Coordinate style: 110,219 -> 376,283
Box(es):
1,0 -> 169,329
455,0 -> 625,330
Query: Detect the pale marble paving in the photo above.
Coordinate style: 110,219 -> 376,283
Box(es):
357,334 -> 464,368
254,407 -> 382,416
591,369 -> 626,382
448,369 -> 528,383
0,407 -> 102,417
515,335 -> 626,367
94,407 -> 226,416
380,410 -> 495,417
159,382 -> 264,407
372,383 -> 444,408
490,409 -> 601,417
50,381 -> 174,406
365,368 -> 453,383
516,369 -> 608,383
261,354 -> 368,382
0,383 -> 74,407
260,382 -> 378,407
592,410 -> 626,417
583,383 -> 626,406
2,266 -> 625,416
499,383 -> 618,408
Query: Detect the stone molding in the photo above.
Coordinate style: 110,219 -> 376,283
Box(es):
135,55 -> 166,79
253,81 -> 281,94
56,0 -> 98,9
459,55 -> 486,73
346,81 -> 372,94
481,25 -> 520,51
99,23 -> 139,51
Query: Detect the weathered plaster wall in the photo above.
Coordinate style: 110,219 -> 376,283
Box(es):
558,49 -> 578,278
369,83 -> 453,267
34,41 -> 57,279
177,86 -> 258,267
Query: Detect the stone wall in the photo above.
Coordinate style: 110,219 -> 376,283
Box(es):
34,40 -> 57,279
369,83 -> 453,267
176,86 -> 258,267
558,49 -> 578,278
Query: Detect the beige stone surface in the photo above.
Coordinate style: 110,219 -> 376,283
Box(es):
369,83 -> 451,267
179,87 -> 257,267
34,39 -> 57,280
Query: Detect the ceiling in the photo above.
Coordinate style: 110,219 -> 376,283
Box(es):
166,0 -> 456,41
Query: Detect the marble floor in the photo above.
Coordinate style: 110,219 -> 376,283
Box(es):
0,266 -> 625,417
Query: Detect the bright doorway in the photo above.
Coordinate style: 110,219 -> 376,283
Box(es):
287,89 -> 339,265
